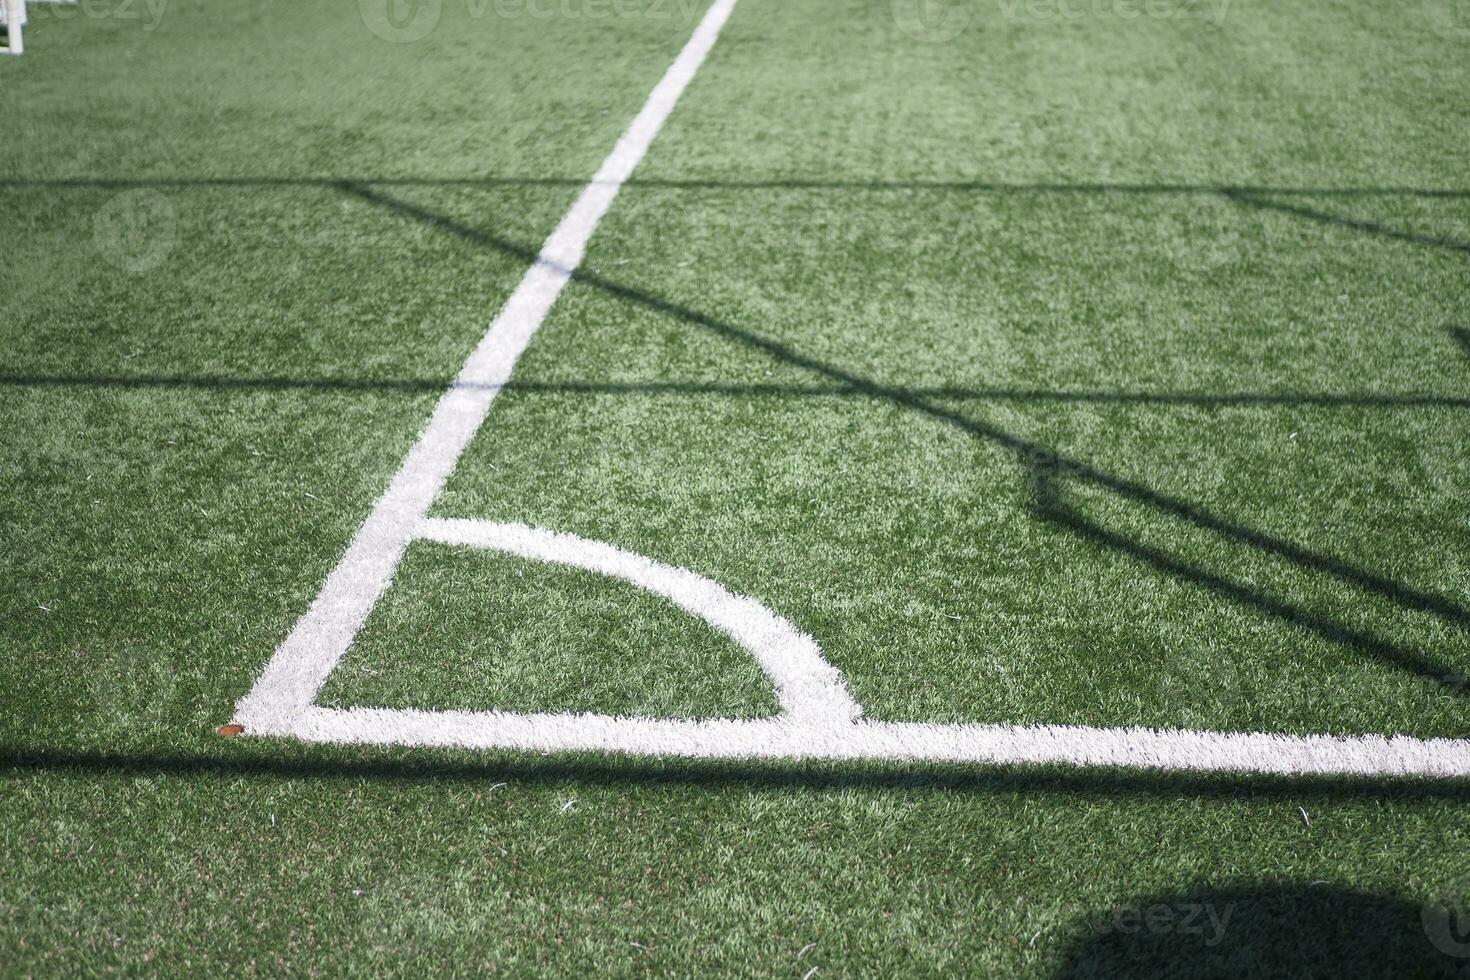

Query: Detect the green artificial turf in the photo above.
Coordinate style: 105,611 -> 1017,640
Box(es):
316,541 -> 780,717
4,0 -> 1470,974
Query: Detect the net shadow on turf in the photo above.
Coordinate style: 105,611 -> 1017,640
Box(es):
331,182 -> 1470,695
6,177 -> 1468,700
3,174 -> 1469,257
7,178 -> 1468,711
5,178 -> 1464,705
1223,188 -> 1470,258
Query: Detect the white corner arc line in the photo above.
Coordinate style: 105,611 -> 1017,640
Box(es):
232,0 -> 741,732
233,0 -> 1470,780
418,519 -> 863,725
264,517 -> 1470,779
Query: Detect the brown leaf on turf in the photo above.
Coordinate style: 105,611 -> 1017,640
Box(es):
215,723 -> 245,737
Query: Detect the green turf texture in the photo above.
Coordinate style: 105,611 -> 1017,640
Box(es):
3,0 -> 1470,974
316,541 -> 780,717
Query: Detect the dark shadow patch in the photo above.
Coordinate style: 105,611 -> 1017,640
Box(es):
1052,883 -> 1465,979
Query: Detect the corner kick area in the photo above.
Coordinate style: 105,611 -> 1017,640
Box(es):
4,0 -> 1470,972
223,0 -> 1470,779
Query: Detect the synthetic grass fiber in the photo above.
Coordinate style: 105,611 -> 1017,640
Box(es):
3,0 -> 1469,973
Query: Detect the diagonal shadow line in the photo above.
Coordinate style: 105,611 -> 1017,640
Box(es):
3,176 -> 1470,199
2,371 -> 1469,411
10,174 -> 1468,268
6,746 -> 1470,802
335,180 -> 544,261
1222,189 -> 1470,258
340,182 -> 1470,682
1028,468 -> 1467,688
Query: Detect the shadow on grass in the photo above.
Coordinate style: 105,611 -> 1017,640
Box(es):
7,744 -> 1470,803
337,182 -> 1470,688
2,372 -> 1469,412
4,180 -> 1467,707
6,177 -> 1469,765
1027,467 -> 1470,692
4,174 -> 1467,257
1051,883 -> 1465,979
1224,189 -> 1470,258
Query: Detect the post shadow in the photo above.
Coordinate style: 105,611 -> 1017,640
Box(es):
1222,189 -> 1470,258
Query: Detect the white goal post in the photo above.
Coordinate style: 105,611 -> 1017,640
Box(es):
1,0 -> 25,55
2,0 -> 78,55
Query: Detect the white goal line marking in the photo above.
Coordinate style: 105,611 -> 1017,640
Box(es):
233,0 -> 745,734
232,0 -> 1470,779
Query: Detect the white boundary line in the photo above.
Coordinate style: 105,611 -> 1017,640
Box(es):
232,0 -> 1470,779
233,0 -> 741,732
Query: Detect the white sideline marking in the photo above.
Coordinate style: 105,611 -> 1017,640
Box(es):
233,0 -> 1470,780
232,0 -> 741,731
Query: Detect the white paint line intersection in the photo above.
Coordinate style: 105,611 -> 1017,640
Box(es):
232,0 -> 1470,779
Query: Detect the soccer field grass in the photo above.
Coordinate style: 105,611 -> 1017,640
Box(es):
4,0 -> 1470,973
